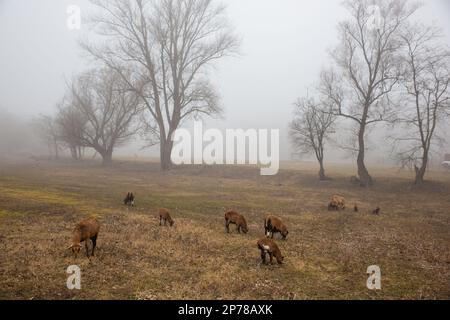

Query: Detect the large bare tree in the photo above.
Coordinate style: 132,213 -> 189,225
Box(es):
69,68 -> 143,165
394,24 -> 450,184
82,0 -> 239,170
321,0 -> 418,186
290,97 -> 335,181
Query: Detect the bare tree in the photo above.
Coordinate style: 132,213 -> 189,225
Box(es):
69,68 -> 143,165
290,97 -> 335,180
321,0 -> 418,186
55,102 -> 87,160
394,24 -> 450,184
31,115 -> 61,160
82,0 -> 239,170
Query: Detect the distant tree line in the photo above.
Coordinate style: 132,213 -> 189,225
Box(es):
34,0 -> 238,167
32,0 -> 449,186
290,0 -> 450,186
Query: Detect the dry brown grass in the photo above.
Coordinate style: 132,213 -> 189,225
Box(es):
0,159 -> 449,300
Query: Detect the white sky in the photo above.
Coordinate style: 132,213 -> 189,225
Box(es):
0,0 -> 449,160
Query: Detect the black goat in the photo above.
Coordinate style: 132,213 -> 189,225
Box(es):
123,192 -> 135,207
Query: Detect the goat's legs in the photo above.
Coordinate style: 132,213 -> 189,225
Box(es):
260,250 -> 267,264
91,235 -> 97,256
85,241 -> 90,257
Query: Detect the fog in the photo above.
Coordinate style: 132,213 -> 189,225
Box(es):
1,0 -> 449,163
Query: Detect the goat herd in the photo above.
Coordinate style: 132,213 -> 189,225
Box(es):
67,192 -> 380,265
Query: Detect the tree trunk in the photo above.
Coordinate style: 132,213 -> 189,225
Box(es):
160,138 -> 173,171
357,124 -> 373,187
414,150 -> 428,185
47,144 -> 53,160
100,149 -> 113,166
70,146 -> 78,160
53,139 -> 59,160
318,158 -> 326,181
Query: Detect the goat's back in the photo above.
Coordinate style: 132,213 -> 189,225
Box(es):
75,218 -> 100,239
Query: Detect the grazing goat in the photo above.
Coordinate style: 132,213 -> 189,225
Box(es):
159,208 -> 174,227
264,215 -> 288,239
328,195 -> 346,211
372,207 -> 381,215
123,192 -> 135,206
257,238 -> 284,265
68,218 -> 100,258
224,210 -> 248,234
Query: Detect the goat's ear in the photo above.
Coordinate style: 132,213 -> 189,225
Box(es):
67,245 -> 74,250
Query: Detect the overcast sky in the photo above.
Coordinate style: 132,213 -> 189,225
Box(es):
1,0 -> 449,160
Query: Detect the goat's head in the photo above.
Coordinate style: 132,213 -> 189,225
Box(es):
68,243 -> 82,256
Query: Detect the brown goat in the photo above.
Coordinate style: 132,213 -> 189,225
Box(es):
372,207 -> 381,215
123,192 -> 135,206
257,238 -> 284,264
328,195 -> 346,211
224,210 -> 248,234
159,208 -> 174,227
264,215 -> 288,239
68,218 -> 100,258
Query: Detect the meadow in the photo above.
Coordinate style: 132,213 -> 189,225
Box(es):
0,158 -> 449,300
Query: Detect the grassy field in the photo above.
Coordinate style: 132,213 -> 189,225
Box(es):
0,158 -> 449,300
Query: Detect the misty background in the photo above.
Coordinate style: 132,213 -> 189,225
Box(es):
1,0 -> 450,163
